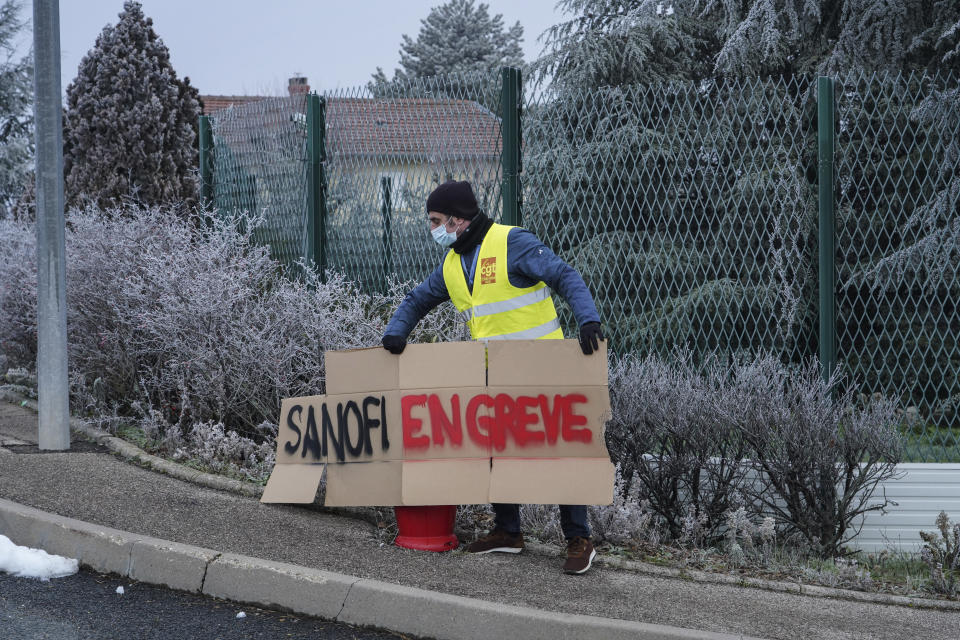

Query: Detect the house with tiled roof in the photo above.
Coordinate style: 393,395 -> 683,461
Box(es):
201,77 -> 501,216
200,94 -> 264,114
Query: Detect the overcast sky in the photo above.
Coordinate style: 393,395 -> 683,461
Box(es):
13,0 -> 566,97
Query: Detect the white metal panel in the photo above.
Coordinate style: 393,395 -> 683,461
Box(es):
846,464 -> 960,553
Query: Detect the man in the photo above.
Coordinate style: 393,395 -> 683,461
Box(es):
381,180 -> 606,575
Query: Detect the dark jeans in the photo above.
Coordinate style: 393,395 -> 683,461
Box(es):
492,503 -> 591,540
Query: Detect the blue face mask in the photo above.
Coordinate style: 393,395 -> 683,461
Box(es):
431,219 -> 461,248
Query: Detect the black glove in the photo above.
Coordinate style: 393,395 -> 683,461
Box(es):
578,322 -> 604,355
382,334 -> 406,355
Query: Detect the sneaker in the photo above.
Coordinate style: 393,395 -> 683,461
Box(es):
563,536 -> 596,574
466,529 -> 525,554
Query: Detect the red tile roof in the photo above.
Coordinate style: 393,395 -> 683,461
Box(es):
325,97 -> 501,161
201,95 -> 264,115
201,94 -> 500,161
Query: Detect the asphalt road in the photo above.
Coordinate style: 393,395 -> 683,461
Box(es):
0,568 -> 401,640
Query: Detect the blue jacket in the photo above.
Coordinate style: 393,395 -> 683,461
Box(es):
384,227 -> 601,338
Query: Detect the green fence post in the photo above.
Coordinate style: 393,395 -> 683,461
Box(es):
307,93 -> 328,282
501,66 -> 522,227
198,115 -> 214,223
381,175 -> 394,290
817,76 -> 837,385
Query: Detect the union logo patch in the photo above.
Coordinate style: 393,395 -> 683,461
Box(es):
480,257 -> 497,284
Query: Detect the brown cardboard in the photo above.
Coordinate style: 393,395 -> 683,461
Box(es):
324,461 -> 404,507
276,392 -> 403,464
325,341 -> 486,394
488,458 -> 615,505
325,347 -> 399,394
487,339 -> 608,387
260,463 -> 325,503
398,342 -> 486,389
401,459 -> 491,505
482,386 -> 610,458
399,388 -> 491,459
263,339 -> 614,506
276,395 -> 326,464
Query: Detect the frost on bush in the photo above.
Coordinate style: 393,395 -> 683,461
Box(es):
168,421 -> 276,483
725,507 -> 754,566
605,348 -> 903,556
520,504 -> 566,545
0,205 -> 467,473
920,511 -> 960,596
606,349 -> 753,543
0,217 -> 37,365
588,467 -> 660,547
456,504 -> 494,540
737,357 -> 904,557
57,207 -> 382,436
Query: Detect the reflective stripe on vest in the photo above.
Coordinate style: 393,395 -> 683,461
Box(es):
483,318 -> 562,341
442,223 -> 563,341
459,286 -> 553,322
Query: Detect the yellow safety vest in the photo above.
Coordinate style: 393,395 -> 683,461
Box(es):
442,223 -> 564,341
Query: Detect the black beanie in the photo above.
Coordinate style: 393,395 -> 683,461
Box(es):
425,180 -> 479,220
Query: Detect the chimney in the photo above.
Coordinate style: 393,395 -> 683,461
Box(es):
288,76 -> 309,96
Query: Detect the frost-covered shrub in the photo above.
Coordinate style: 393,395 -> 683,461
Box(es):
737,357 -> 903,557
0,205 -> 465,450
606,350 -> 753,543
588,467 -> 660,547
606,350 -> 904,555
519,504 -> 566,545
0,217 -> 36,365
169,421 -> 277,483
920,511 -> 960,596
62,208 -> 379,435
724,507 -> 778,567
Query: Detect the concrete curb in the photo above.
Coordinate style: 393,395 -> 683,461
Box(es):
0,498 -> 759,640
3,390 -> 959,615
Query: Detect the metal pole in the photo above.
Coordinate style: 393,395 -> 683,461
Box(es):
817,76 -> 837,385
380,175 -> 393,291
198,115 -> 214,223
306,93 -> 327,281
33,0 -> 70,450
500,67 -> 522,227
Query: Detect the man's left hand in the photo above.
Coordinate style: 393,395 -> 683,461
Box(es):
579,322 -> 604,355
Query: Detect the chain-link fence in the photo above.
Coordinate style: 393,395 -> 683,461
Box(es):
322,73 -> 504,291
524,76 -> 819,364
202,69 -> 959,461
207,94 -> 310,267
834,72 -> 960,462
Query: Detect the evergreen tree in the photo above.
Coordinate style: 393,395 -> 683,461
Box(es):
526,0 -> 960,431
0,0 -> 33,218
536,0 -> 960,85
63,1 -> 200,210
370,0 -> 524,87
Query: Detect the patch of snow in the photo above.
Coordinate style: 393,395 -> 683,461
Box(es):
116,585 -> 125,595
236,611 -> 246,619
0,534 -> 79,581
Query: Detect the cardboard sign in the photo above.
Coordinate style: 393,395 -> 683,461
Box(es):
260,339 -> 614,506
